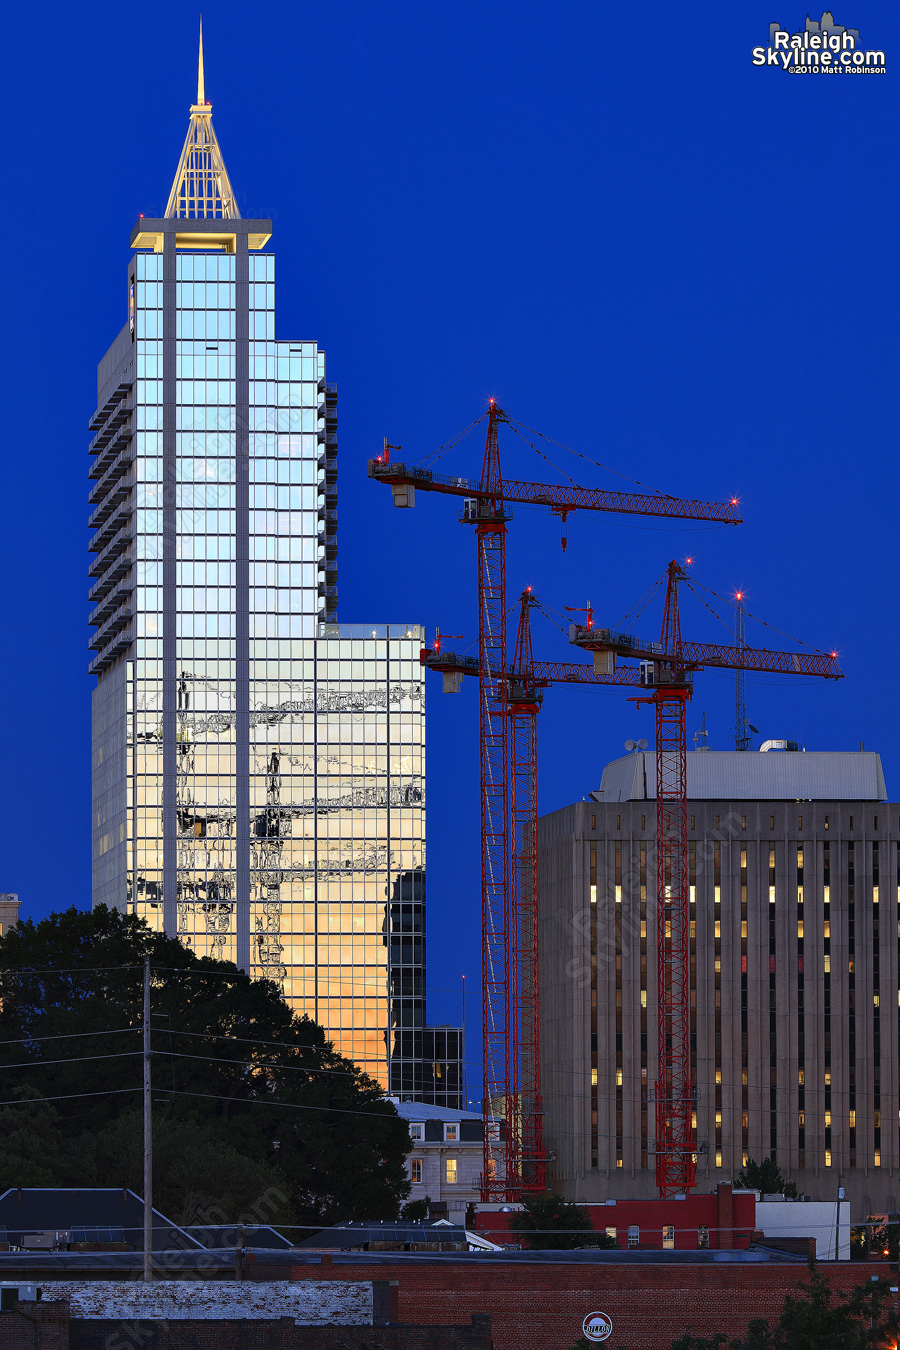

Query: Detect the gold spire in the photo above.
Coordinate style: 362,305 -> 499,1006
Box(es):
164,20 -> 240,220
197,17 -> 206,107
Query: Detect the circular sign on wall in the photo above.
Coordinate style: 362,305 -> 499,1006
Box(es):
583,1311 -> 613,1342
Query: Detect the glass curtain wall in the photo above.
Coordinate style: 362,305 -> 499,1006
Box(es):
123,246 -> 431,1089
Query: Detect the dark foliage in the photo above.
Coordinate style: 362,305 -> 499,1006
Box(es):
672,1272 -> 900,1349
733,1157 -> 798,1198
508,1191 -> 611,1250
0,906 -> 411,1228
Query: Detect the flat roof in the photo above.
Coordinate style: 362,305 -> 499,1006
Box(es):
593,750 -> 887,803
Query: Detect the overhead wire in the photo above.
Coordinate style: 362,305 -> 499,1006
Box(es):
0,1026 -> 139,1047
0,1051 -> 142,1071
0,964 -> 143,978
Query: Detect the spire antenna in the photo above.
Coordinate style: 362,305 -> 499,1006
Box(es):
164,19 -> 240,220
197,17 -> 205,106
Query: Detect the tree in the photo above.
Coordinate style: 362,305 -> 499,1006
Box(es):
0,907 -> 411,1227
72,1111 -> 294,1226
867,1217 -> 900,1263
400,1197 -> 431,1221
671,1272 -> 900,1349
0,1089 -> 66,1188
507,1192 -> 610,1250
734,1157 -> 798,1198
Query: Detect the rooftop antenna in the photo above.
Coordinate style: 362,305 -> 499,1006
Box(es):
734,593 -> 751,751
693,711 -> 710,752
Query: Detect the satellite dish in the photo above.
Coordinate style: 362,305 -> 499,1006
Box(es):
638,738 -> 648,751
624,740 -> 635,752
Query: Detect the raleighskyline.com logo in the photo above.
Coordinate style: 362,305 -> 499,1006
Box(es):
752,11 -> 885,72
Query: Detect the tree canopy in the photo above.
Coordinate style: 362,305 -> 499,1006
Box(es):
733,1157 -> 798,1198
671,1272 -> 900,1350
0,906 -> 411,1230
508,1192 -> 614,1250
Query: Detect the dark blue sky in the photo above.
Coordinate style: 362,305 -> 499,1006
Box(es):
1,3 -> 896,1094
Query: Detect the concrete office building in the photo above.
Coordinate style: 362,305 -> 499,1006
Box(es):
88,36 -> 461,1103
539,748 -> 899,1214
0,896 -> 20,937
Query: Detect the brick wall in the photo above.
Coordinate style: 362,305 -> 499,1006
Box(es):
68,1317 -> 491,1350
274,1257 -> 895,1350
0,1301 -> 69,1350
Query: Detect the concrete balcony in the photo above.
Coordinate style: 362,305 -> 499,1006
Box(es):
89,576 -> 134,629
89,621 -> 134,677
89,443 -> 133,502
88,468 -> 135,530
90,604 -> 134,653
89,547 -> 134,604
89,423 -> 133,480
89,520 -> 134,574
88,381 -> 132,434
89,503 -> 133,556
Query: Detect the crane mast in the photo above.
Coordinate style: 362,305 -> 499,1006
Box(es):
465,402 -> 514,1196
369,407 -> 742,1200
647,564 -> 695,1197
509,590 -> 544,1191
570,564 -> 842,1196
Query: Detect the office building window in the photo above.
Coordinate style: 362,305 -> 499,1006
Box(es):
445,1157 -> 457,1184
410,1159 -> 422,1184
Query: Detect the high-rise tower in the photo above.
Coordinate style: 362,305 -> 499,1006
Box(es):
89,33 -> 462,1104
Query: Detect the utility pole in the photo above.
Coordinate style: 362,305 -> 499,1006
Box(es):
143,955 -> 153,1282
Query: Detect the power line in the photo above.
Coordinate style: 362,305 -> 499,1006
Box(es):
158,1087 -> 418,1123
0,1087 -> 142,1108
0,1026 -> 139,1047
0,1051 -> 142,1071
0,964 -> 143,978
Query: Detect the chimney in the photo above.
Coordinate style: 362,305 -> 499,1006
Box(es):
717,1181 -> 734,1250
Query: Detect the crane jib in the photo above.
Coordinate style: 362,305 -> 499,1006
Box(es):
368,461 -> 741,524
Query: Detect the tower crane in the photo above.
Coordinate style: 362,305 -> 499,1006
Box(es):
422,595 -> 645,1197
570,561 -> 843,1197
368,404 -> 741,1200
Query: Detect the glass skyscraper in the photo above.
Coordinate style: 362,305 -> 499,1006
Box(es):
89,44 -> 462,1104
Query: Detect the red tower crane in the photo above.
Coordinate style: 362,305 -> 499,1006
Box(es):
422,612 -> 645,1194
509,590 -> 542,1192
368,406 -> 741,1199
570,561 -> 843,1197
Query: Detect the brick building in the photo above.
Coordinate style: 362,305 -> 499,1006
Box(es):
247,1250 -> 899,1350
